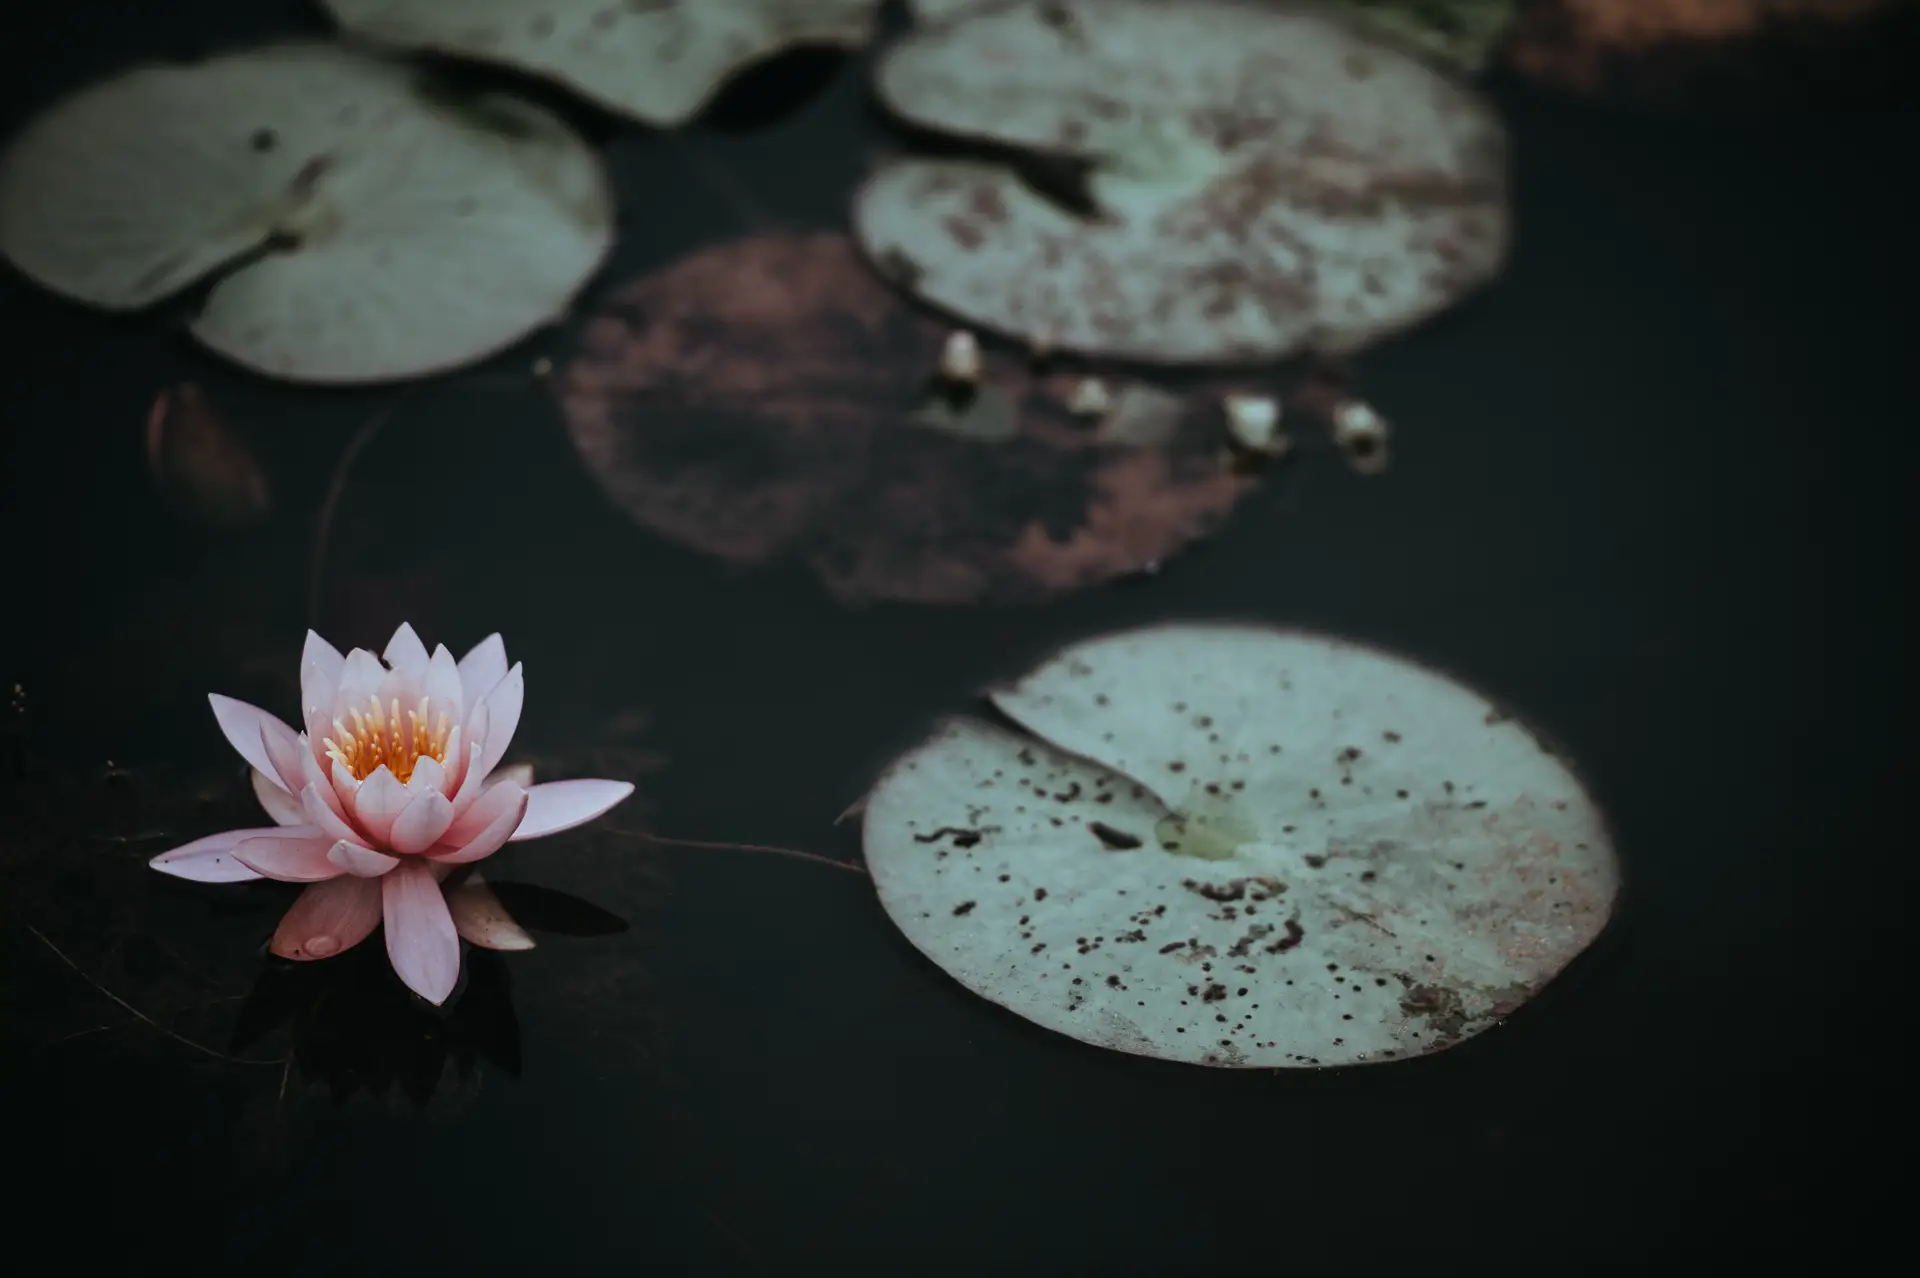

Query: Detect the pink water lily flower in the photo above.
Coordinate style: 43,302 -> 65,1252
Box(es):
151,624 -> 633,1005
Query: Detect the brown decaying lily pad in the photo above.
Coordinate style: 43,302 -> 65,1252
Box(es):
558,232 -> 1254,605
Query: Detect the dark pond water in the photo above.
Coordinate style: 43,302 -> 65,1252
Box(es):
3,2 -> 1910,1269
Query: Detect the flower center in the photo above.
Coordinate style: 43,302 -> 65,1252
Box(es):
323,694 -> 452,784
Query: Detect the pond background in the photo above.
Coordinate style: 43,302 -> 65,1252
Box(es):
3,1 -> 1911,1268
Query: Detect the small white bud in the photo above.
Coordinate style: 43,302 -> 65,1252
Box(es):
1068,377 -> 1113,417
939,329 -> 982,382
1223,393 -> 1283,452
1332,398 -> 1389,472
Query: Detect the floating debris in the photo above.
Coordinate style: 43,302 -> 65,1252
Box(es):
1067,377 -> 1112,418
1333,398 -> 1390,474
938,328 -> 982,383
1223,392 -> 1285,456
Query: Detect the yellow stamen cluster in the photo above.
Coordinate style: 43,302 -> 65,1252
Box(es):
323,694 -> 452,784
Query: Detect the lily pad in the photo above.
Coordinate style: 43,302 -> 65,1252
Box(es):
863,624 -> 1619,1067
907,0 -> 995,22
558,232 -> 1255,605
0,42 -> 613,383
911,0 -> 1521,72
322,0 -> 881,127
1334,0 -> 1521,72
857,0 -> 1509,364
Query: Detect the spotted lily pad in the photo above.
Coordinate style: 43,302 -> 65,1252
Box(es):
0,42 -> 613,383
857,0 -> 1509,364
1332,0 -> 1522,71
558,232 -> 1255,605
863,624 -> 1619,1067
911,0 -> 1522,73
322,0 -> 880,127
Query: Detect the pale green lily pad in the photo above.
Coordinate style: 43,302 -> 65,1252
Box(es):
862,624 -> 1619,1068
859,0 -> 1510,365
0,42 -> 612,384
322,0 -> 880,127
1330,0 -> 1521,72
910,0 -> 1521,72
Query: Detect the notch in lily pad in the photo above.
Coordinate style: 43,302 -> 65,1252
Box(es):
0,42 -> 613,384
862,623 -> 1620,1067
857,0 -> 1511,365
322,0 -> 881,127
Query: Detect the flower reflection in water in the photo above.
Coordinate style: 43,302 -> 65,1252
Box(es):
232,879 -> 629,1108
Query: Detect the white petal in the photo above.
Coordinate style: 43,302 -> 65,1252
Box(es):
251,769 -> 304,826
509,780 -> 634,842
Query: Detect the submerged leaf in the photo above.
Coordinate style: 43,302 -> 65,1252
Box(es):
863,624 -> 1619,1068
858,0 -> 1509,364
0,42 -> 612,383
145,383 -> 271,526
321,0 -> 880,127
558,232 -> 1255,605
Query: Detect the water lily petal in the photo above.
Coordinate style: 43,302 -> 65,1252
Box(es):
300,781 -> 358,843
208,695 -> 298,786
457,633 -> 508,705
302,630 -> 345,686
296,745 -> 349,823
510,780 -> 634,842
422,644 -> 464,727
262,726 -> 309,802
384,859 -> 462,1005
330,756 -> 360,799
489,762 -> 535,791
473,663 -> 524,782
232,830 -> 340,882
150,827 -> 278,882
409,754 -> 448,797
351,766 -> 409,847
327,840 -> 400,877
333,648 -> 387,720
271,875 -> 381,960
390,790 -> 455,855
432,780 -> 528,865
251,769 -> 304,826
377,664 -> 420,712
447,717 -> 481,813
383,623 -> 430,680
300,630 -> 346,753
446,873 -> 535,951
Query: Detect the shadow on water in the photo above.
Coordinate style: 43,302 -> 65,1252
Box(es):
233,943 -> 524,1108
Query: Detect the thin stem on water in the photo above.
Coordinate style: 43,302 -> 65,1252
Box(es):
612,829 -> 867,876
306,394 -> 411,626
24,923 -> 281,1067
666,134 -> 779,232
